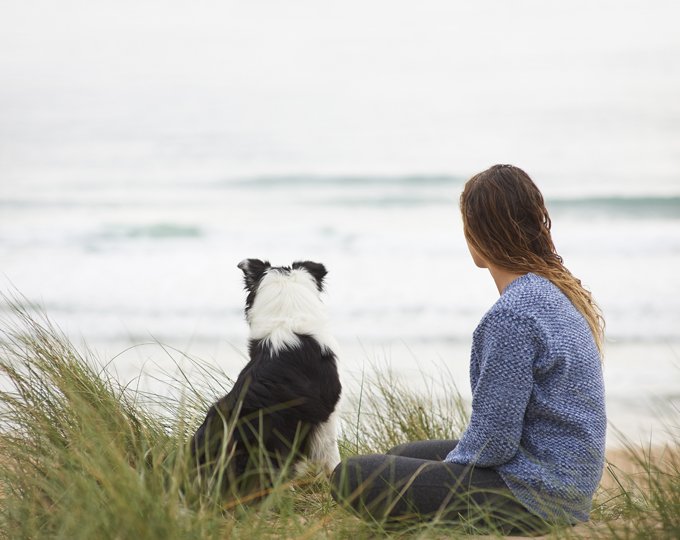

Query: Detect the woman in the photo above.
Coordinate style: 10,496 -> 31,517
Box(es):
331,164 -> 606,534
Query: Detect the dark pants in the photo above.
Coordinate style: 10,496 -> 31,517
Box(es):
330,440 -> 549,535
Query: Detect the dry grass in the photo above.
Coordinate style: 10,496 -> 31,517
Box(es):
1,297 -> 679,539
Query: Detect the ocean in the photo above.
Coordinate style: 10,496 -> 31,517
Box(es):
1,0 -> 679,445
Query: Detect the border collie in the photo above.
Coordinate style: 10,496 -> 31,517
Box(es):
191,259 -> 342,494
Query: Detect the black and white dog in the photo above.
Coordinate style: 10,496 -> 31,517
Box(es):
191,259 -> 342,494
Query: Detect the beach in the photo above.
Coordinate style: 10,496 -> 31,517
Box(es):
2,1 -> 680,536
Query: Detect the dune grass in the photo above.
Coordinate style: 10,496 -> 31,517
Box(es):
0,301 -> 678,539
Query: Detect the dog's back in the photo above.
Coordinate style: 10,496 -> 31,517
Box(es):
191,260 -> 342,494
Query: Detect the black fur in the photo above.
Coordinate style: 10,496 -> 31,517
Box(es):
292,261 -> 327,291
238,258 -> 271,311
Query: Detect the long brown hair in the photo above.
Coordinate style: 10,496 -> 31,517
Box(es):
460,164 -> 605,355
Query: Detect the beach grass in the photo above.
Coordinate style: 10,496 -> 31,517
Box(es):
0,302 -> 678,539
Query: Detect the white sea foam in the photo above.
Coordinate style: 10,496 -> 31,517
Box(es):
1,181 -> 678,345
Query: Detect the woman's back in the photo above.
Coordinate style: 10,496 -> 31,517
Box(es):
447,272 -> 606,522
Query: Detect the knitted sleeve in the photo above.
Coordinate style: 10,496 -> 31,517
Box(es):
445,311 -> 538,467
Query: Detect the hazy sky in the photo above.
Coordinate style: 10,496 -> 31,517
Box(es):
2,1 -> 679,192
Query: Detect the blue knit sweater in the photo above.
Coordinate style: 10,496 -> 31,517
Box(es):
445,273 -> 606,523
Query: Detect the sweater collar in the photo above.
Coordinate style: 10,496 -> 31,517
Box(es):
502,272 -> 536,295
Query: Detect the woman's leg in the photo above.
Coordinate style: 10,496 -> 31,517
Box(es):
386,439 -> 459,461
330,453 -> 548,535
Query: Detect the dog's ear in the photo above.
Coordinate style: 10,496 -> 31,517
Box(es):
237,259 -> 270,290
292,260 -> 327,291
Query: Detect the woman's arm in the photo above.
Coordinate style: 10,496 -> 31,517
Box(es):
446,312 -> 539,467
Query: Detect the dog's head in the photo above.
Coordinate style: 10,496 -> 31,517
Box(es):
237,258 -> 327,320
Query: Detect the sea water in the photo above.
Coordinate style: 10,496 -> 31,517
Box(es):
1,0 -> 679,445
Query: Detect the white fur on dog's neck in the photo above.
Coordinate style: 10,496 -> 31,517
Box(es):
247,268 -> 338,355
